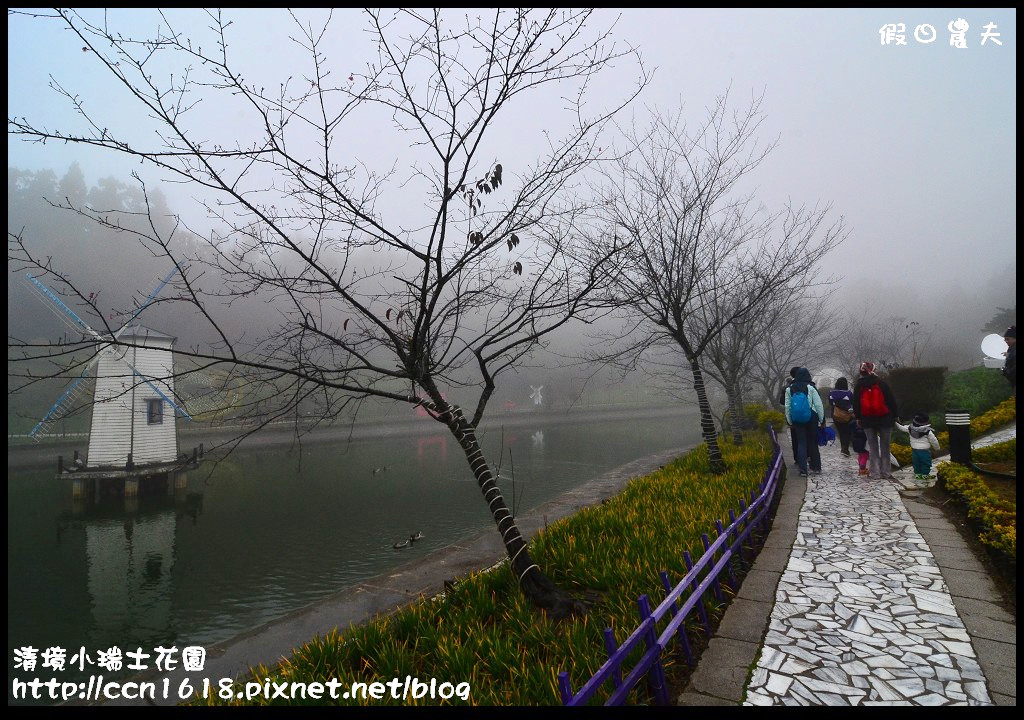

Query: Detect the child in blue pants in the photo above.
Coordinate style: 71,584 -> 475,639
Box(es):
895,413 -> 941,479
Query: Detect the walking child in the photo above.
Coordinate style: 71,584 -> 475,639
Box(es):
895,413 -> 941,480
851,420 -> 869,476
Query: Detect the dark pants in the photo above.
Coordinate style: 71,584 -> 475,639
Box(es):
834,420 -> 852,454
789,425 -> 799,460
793,421 -> 821,474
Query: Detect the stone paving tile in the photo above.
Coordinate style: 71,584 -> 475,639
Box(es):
743,447 -> 997,707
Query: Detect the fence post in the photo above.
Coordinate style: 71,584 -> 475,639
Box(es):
638,595 -> 669,706
752,488 -> 765,539
701,533 -> 724,603
602,628 -> 623,690
660,571 -> 694,666
731,507 -> 746,563
716,519 -> 736,591
684,550 -> 712,639
558,671 -> 573,705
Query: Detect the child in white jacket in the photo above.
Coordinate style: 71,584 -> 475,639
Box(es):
896,413 -> 941,480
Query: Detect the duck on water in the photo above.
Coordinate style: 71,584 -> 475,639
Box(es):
393,532 -> 424,549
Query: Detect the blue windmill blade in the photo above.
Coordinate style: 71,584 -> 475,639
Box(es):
114,268 -> 180,338
26,268 -> 189,438
29,366 -> 93,441
127,365 -> 193,422
26,273 -> 108,343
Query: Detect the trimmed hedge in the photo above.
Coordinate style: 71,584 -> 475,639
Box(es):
937,462 -> 1016,561
973,438 -> 1016,463
887,366 -> 946,416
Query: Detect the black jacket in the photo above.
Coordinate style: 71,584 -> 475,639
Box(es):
852,374 -> 898,429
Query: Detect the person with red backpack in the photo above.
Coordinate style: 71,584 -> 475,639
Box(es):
852,361 -> 899,479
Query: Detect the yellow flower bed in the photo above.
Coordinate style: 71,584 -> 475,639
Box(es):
973,439 -> 1016,463
937,462 -> 1016,560
891,398 -> 1017,462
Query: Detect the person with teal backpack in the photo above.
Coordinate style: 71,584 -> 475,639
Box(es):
785,367 -> 826,477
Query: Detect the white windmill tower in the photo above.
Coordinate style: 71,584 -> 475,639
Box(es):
26,270 -> 193,474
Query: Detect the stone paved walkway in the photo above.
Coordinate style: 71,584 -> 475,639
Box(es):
744,451 -> 990,706
679,424 -> 1016,707
741,428 -> 1011,708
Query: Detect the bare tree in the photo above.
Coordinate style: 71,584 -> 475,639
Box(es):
832,303 -> 936,376
749,292 -> 843,405
701,300 -> 761,445
588,92 -> 845,472
8,8 -> 649,616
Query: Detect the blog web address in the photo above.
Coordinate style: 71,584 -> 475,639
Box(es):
12,675 -> 472,703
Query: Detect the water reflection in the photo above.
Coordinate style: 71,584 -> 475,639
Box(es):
53,473 -> 204,645
9,407 -> 701,693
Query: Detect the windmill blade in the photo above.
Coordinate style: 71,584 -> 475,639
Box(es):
176,371 -> 243,420
126,364 -> 193,421
25,273 -> 110,440
26,268 -> 190,437
114,268 -> 179,339
27,267 -> 180,343
26,274 -> 108,343
28,367 -> 93,441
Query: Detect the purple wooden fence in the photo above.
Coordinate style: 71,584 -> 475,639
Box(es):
557,428 -> 783,706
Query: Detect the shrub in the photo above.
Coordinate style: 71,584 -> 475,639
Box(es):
742,403 -> 768,430
937,463 -> 1016,561
888,366 -> 946,417
973,439 -> 1016,463
941,366 -> 1013,419
891,444 -> 912,467
756,409 -> 785,433
970,397 -> 1016,436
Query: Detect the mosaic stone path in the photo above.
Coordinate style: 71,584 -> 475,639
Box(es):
744,449 -> 993,706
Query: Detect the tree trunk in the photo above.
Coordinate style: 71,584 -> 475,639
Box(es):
438,404 -> 586,619
688,357 -> 726,473
727,379 -> 744,445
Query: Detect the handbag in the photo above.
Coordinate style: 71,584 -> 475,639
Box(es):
832,405 -> 853,424
817,426 -> 835,447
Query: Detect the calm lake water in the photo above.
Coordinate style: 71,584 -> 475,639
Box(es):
8,405 -> 701,697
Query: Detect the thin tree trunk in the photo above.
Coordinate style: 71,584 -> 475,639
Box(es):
436,403 -> 585,618
688,356 -> 726,473
727,379 -> 744,445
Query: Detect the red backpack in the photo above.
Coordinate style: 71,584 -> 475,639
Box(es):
860,382 -> 890,417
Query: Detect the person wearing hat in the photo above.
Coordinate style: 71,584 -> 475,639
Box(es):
852,361 -> 899,480
895,412 -> 941,480
784,367 -> 826,477
1003,326 -> 1016,393
778,366 -> 803,463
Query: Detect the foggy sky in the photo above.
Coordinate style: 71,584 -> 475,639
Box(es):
7,8 -> 1017,361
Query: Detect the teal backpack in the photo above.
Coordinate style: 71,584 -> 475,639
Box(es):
789,385 -> 813,423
